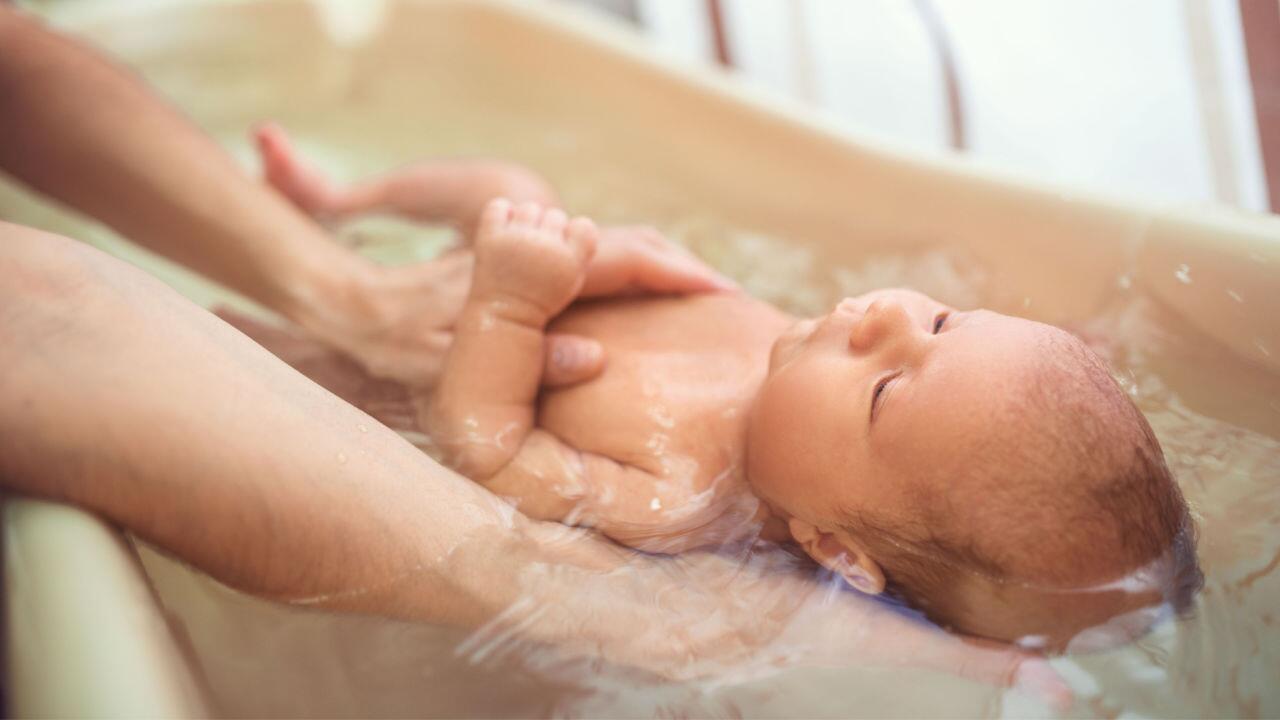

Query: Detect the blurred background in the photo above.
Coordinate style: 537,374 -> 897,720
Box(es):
563,0 -> 1274,213
20,0 -> 1277,212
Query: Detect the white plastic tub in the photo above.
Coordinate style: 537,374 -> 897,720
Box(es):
2,1 -> 1277,716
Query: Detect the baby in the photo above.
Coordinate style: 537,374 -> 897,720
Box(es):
256,127 -> 1201,651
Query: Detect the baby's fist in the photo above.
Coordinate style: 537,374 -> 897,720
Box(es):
471,199 -> 597,323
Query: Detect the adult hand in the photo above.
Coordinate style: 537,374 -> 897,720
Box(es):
256,125 -> 736,387
286,227 -> 736,389
255,122 -> 559,237
218,298 -> 611,437
225,307 -> 1065,710
464,528 -> 1073,711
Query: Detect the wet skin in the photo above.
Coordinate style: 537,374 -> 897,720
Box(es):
540,293 -> 793,549
426,201 -> 1177,651
535,286 -> 1067,555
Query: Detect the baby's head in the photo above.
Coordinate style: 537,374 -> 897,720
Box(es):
745,289 -> 1200,650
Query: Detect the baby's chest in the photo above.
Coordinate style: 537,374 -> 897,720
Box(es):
537,352 -> 748,477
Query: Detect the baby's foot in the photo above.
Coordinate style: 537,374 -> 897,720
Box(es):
471,199 -> 597,324
254,122 -> 345,219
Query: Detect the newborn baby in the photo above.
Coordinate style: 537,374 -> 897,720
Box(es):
254,127 -> 1200,650
426,199 -> 1199,650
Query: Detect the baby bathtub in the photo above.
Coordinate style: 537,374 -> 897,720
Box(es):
2,0 -> 1278,716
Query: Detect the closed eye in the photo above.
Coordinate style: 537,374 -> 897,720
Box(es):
870,374 -> 896,421
933,312 -> 950,334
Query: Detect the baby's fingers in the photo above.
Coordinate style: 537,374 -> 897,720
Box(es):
477,197 -> 514,237
565,216 -> 598,267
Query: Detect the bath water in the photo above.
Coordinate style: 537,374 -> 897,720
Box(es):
1,3 -> 1275,715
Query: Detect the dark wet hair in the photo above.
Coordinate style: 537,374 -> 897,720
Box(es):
842,331 -> 1203,637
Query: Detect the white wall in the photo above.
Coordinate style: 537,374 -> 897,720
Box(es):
593,0 -> 1269,211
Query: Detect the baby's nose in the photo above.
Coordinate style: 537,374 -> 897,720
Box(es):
848,299 -> 916,354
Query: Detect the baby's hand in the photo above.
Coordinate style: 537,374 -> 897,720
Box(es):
471,199 -> 597,325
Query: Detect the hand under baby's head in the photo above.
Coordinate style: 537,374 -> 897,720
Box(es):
744,288 -> 1201,651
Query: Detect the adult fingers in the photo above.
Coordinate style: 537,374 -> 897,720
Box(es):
820,600 -> 1073,712
940,637 -> 1073,712
542,333 -> 606,388
581,227 -> 737,297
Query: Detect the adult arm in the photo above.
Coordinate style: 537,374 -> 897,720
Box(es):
0,219 -> 739,642
0,222 -> 516,623
0,6 -> 731,387
0,224 -> 1061,704
0,6 -> 357,325
257,121 -> 731,299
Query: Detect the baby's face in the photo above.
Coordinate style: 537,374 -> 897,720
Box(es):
745,288 -> 1063,540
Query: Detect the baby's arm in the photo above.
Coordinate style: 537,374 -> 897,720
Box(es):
425,200 -> 710,551
425,199 -> 594,480
255,123 -> 555,235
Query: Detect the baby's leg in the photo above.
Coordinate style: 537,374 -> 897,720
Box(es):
254,123 -> 556,235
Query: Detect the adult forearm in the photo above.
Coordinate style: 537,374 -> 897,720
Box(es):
0,7 -> 363,322
0,226 -> 1054,694
0,223 -> 740,675
0,223 -> 524,626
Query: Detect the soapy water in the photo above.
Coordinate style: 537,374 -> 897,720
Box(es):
112,208 -> 1272,716
2,154 -> 1276,714
0,46 -> 1272,710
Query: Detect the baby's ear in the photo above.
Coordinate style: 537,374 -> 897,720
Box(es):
788,518 -> 886,595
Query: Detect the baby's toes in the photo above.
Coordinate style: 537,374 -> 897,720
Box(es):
565,216 -> 598,265
512,201 -> 543,228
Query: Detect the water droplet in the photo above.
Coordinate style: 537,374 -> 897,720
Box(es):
337,452 -> 348,465
1174,264 -> 1192,284
1255,338 -> 1271,357
1117,274 -> 1132,290
1226,289 -> 1244,304
647,404 -> 675,429
358,424 -> 368,433
650,497 -> 662,511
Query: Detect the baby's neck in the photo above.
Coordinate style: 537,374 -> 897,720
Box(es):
734,319 -> 803,546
